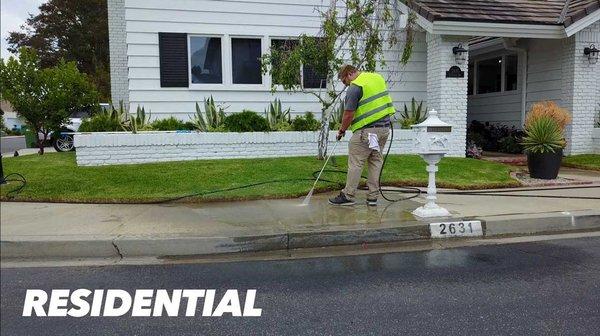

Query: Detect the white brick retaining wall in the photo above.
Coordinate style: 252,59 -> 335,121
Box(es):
593,128 -> 600,154
74,130 -> 417,166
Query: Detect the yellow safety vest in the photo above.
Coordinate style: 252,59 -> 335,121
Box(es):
349,72 -> 395,131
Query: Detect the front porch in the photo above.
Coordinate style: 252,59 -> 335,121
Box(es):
409,0 -> 600,157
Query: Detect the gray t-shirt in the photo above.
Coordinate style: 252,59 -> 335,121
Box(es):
344,84 -> 391,129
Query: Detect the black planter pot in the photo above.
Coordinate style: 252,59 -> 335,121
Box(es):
527,149 -> 563,179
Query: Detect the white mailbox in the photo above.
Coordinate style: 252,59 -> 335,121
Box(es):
411,109 -> 452,218
412,109 -> 452,155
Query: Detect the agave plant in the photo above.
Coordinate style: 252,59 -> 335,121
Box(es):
204,96 -> 227,129
128,106 -> 151,134
190,96 -> 227,131
521,116 -> 566,154
264,98 -> 291,128
400,98 -> 426,129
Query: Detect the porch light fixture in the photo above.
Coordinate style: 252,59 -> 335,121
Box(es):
584,44 -> 599,64
452,43 -> 467,64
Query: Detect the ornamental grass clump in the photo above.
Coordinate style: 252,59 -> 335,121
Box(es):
524,101 -> 571,131
521,101 -> 571,154
521,116 -> 566,154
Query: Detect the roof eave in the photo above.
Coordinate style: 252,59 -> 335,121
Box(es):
433,21 -> 567,39
564,8 -> 600,36
399,2 -> 567,39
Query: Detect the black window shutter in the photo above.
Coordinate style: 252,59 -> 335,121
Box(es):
159,33 -> 189,87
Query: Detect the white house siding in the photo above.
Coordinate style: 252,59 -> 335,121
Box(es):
123,0 -> 427,120
467,51 -> 524,128
524,38 -> 564,109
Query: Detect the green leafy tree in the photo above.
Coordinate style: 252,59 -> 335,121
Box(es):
0,48 -> 98,154
261,0 -> 415,159
6,0 -> 110,100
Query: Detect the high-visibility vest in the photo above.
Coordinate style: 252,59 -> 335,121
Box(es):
349,72 -> 395,131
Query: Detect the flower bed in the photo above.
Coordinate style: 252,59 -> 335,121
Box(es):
74,130 -> 417,166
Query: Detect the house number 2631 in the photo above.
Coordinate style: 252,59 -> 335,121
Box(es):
430,221 -> 483,238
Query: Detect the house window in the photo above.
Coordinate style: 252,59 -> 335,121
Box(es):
476,57 -> 502,94
190,36 -> 222,84
271,39 -> 300,85
231,38 -> 262,84
302,37 -> 327,89
505,54 -> 518,91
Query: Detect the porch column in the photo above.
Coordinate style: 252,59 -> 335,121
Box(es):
562,22 -> 600,155
426,33 -> 470,157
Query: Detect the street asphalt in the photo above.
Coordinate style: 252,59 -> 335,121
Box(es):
1,236 -> 599,335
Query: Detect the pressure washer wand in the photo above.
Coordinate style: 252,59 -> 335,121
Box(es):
301,140 -> 340,205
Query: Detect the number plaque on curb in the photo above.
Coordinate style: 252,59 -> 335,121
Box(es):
430,220 -> 483,238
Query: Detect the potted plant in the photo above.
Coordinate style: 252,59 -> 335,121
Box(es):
521,101 -> 571,179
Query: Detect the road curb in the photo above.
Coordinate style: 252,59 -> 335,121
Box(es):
1,213 -> 598,260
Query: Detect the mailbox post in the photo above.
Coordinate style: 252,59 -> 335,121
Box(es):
411,109 -> 452,218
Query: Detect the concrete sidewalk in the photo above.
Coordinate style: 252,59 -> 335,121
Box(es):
1,185 -> 599,260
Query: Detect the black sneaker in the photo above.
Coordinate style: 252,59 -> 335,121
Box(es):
328,192 -> 355,206
367,198 -> 378,207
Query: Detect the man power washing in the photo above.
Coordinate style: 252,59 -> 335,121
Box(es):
329,64 -> 395,206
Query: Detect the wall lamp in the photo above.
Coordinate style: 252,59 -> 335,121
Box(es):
584,44 -> 599,64
452,43 -> 467,64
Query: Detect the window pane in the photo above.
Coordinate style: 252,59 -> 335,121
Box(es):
303,37 -> 327,89
271,39 -> 300,85
505,54 -> 518,91
467,62 -> 474,95
190,37 -> 222,84
476,57 -> 502,94
232,38 -> 262,84
303,66 -> 327,88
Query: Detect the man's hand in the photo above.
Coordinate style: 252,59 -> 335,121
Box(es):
336,130 -> 346,141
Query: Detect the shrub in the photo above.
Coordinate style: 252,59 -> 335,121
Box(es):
223,110 -> 270,132
292,112 -> 320,131
271,121 -> 292,131
521,116 -> 566,154
498,135 -> 523,154
150,117 -> 191,131
400,98 -> 426,129
524,101 -> 571,131
79,112 -> 123,132
467,120 -> 524,153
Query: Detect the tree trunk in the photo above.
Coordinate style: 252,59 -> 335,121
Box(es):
317,106 -> 332,160
37,130 -> 47,155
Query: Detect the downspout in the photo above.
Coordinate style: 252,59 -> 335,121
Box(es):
503,38 -> 528,127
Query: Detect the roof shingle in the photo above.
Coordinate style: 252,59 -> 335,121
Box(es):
408,0 -> 600,27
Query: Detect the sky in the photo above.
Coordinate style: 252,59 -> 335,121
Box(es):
1,0 -> 46,59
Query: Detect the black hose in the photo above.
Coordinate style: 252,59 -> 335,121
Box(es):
2,173 -> 27,198
378,124 -> 422,202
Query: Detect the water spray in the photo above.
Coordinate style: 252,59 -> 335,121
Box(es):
301,140 -> 340,206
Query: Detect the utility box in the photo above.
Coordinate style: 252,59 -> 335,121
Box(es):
411,109 -> 452,155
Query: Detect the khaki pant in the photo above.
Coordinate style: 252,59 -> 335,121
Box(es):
342,127 -> 390,200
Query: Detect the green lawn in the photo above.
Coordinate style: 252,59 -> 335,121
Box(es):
0,152 -> 519,203
563,154 -> 600,171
